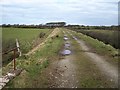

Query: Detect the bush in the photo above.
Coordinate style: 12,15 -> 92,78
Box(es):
39,32 -> 45,38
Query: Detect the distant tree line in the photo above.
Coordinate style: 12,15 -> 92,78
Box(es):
1,22 -> 66,29
1,23 -> 119,30
1,24 -> 48,29
65,25 -> 119,31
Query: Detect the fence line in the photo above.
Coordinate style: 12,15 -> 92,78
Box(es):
2,38 -> 21,70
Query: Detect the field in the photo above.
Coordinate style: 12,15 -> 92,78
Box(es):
76,29 -> 119,49
2,27 -> 52,66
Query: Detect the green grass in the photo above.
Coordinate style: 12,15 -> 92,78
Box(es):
78,29 -> 119,49
4,29 -> 64,88
80,29 -> 114,35
2,27 -> 52,66
2,27 -> 52,53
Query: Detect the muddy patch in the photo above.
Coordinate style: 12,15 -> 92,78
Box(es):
48,55 -> 78,88
64,43 -> 70,48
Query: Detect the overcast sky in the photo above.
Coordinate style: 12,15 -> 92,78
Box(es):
0,0 -> 119,25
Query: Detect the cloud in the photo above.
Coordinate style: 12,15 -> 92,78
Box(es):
0,0 -> 119,25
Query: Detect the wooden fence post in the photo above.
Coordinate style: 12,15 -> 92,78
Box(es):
16,38 -> 21,56
13,49 -> 16,70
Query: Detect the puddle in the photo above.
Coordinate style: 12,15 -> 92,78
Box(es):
64,35 -> 67,37
64,35 -> 69,40
61,50 -> 71,55
62,35 -> 71,55
72,36 -> 77,40
64,43 -> 70,48
64,37 -> 68,40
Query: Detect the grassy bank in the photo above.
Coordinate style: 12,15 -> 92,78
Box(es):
77,29 -> 119,49
4,28 -> 64,88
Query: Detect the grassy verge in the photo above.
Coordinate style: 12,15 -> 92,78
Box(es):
4,28 -> 64,88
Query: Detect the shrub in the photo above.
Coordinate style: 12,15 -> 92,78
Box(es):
39,32 -> 45,38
